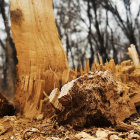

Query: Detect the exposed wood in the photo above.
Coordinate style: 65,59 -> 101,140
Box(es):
80,64 -> 83,76
98,53 -> 103,65
48,88 -> 63,111
10,0 -> 71,118
128,44 -> 140,68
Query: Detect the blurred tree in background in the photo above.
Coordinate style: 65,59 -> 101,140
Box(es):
53,0 -> 140,69
0,0 -> 17,100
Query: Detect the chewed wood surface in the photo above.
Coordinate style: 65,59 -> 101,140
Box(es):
10,0 -> 70,118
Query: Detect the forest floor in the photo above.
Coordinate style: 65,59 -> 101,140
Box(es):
0,113 -> 140,140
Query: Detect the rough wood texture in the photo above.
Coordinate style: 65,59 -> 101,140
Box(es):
76,45 -> 140,109
10,0 -> 74,118
49,88 -> 63,111
50,71 -> 136,128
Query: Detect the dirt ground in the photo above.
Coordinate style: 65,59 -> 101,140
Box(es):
0,114 -> 139,140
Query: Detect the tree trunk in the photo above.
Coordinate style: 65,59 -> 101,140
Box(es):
10,0 -> 71,118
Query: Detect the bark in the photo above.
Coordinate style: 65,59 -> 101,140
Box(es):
10,0 -> 72,118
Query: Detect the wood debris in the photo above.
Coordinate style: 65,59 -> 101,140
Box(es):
49,71 -> 137,130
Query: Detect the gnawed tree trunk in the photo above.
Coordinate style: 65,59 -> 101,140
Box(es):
10,0 -> 74,118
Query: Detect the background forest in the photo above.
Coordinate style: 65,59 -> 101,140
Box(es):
53,0 -> 140,69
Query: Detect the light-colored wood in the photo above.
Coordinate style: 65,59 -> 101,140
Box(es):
98,53 -> 103,65
128,44 -> 140,68
80,64 -> 83,76
49,88 -> 63,111
10,0 -> 70,118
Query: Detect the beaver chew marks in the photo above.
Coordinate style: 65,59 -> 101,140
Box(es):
50,71 -> 136,128
10,0 -> 70,118
11,9 -> 24,26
